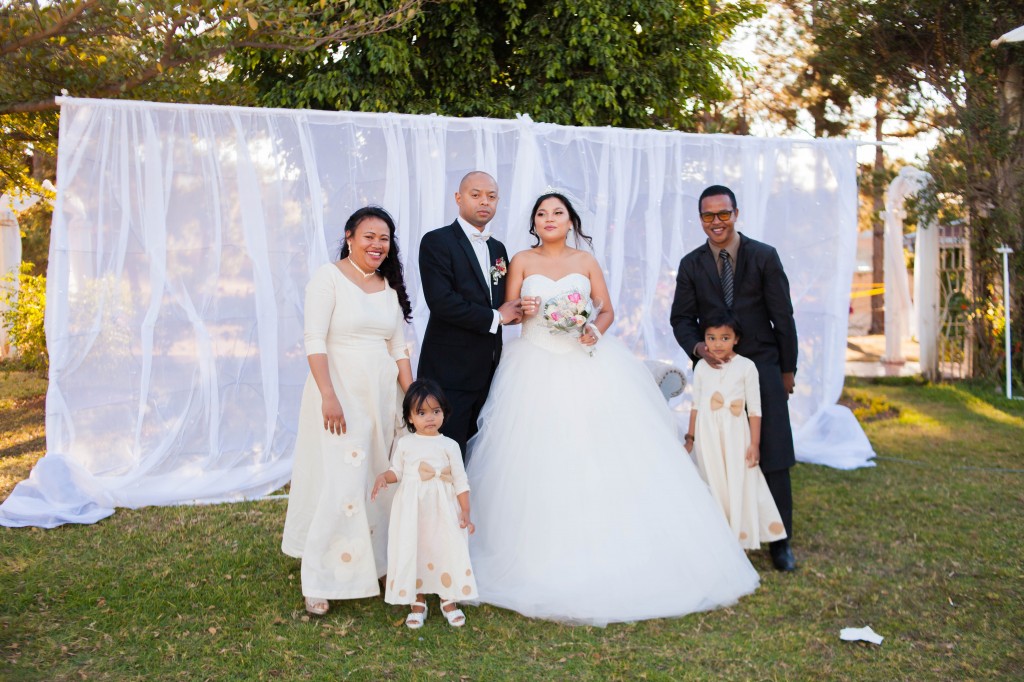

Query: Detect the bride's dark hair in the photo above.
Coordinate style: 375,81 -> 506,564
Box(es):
338,206 -> 413,321
528,192 -> 594,249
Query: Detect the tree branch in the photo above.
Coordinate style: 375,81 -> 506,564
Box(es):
0,99 -> 62,114
0,0 -> 101,58
0,0 -> 427,114
234,0 -> 423,52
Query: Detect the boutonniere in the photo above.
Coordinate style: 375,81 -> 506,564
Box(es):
490,257 -> 507,285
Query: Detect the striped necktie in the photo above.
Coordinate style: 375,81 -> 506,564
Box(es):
719,250 -> 734,308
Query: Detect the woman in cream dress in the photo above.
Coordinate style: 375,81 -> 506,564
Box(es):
282,206 -> 413,615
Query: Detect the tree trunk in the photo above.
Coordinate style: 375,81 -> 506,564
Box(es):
30,149 -> 56,185
869,100 -> 885,334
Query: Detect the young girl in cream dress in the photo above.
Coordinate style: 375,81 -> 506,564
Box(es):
685,313 -> 787,549
372,379 -> 477,628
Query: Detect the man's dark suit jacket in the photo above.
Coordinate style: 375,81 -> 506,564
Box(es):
417,220 -> 509,391
670,233 -> 798,472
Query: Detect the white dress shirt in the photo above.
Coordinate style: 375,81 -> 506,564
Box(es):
457,216 -> 502,333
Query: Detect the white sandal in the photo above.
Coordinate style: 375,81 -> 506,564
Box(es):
304,597 -> 329,616
441,600 -> 466,627
406,600 -> 427,629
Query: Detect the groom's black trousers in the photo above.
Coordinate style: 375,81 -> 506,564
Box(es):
437,355 -> 499,461
441,387 -> 490,462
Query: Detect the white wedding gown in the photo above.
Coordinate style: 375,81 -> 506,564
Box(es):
465,273 -> 760,626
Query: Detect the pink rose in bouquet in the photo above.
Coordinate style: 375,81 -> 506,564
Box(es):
541,288 -> 600,355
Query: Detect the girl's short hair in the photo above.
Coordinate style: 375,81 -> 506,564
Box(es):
701,311 -> 743,339
402,379 -> 452,432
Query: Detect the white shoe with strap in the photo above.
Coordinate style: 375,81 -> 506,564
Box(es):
304,597 -> 329,616
406,600 -> 428,629
441,600 -> 466,627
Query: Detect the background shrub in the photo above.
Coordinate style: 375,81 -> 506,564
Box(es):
1,261 -> 47,371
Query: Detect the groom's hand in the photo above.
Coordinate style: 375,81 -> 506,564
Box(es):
696,342 -> 723,368
782,372 -> 795,398
498,298 -> 523,325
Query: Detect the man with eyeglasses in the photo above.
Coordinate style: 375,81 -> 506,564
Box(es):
669,184 -> 799,572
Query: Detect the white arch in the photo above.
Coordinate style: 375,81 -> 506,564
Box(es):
882,166 -> 936,375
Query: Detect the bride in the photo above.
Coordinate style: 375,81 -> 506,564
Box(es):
465,192 -> 760,626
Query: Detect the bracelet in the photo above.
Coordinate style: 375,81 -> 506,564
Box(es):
684,433 -> 694,442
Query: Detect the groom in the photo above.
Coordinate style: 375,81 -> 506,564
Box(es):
418,171 -> 522,459
670,184 -> 799,572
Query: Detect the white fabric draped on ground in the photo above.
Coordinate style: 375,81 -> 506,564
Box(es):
0,97 -> 873,528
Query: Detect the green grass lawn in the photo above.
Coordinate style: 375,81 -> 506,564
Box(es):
1,372 -> 1022,681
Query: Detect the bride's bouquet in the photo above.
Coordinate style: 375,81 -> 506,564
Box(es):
541,289 -> 600,355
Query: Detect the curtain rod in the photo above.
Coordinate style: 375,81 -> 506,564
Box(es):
54,96 -> 865,147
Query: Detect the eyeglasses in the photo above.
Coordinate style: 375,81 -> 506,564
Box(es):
700,210 -> 735,224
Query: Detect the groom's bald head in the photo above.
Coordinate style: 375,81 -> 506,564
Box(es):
455,171 -> 499,228
458,171 -> 497,193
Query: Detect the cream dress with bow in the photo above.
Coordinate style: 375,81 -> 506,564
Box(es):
384,433 -> 478,605
692,354 -> 787,549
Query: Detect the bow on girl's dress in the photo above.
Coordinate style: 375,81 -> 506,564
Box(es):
418,461 -> 454,483
709,391 -> 745,417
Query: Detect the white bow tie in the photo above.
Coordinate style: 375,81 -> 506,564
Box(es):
469,230 -> 492,244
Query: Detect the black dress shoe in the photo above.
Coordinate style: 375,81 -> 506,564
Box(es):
769,539 -> 796,572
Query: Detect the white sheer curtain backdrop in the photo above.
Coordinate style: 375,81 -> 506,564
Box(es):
0,200 -> 21,355
915,217 -> 940,379
0,97 -> 874,529
0,186 -> 46,356
883,166 -> 930,363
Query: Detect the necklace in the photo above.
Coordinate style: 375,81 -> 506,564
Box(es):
347,257 -> 377,279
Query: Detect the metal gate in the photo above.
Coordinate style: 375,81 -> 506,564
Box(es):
936,223 -> 971,379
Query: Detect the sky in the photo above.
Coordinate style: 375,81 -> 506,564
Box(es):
720,16 -> 938,167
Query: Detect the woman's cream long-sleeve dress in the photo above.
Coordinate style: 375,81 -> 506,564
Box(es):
282,263 -> 407,599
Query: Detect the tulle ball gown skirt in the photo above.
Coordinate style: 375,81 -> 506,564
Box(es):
466,332 -> 760,626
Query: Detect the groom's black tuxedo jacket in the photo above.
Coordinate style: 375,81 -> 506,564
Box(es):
670,233 -> 798,472
418,220 -> 510,392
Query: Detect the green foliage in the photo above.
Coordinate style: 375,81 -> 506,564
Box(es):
857,374 -> 928,388
857,158 -> 900,232
729,1 -> 923,139
233,0 -> 762,130
840,385 -> 900,422
0,114 -> 56,199
0,262 -> 47,371
897,1 -> 1024,382
0,0 -> 425,195
13,203 -> 52,276
760,0 -> 1024,382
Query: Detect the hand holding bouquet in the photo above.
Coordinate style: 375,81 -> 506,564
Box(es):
541,289 -> 600,355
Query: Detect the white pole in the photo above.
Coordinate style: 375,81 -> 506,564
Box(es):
996,244 -> 1014,398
